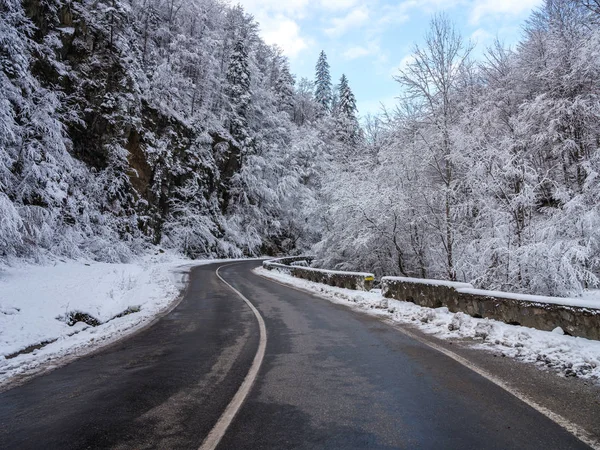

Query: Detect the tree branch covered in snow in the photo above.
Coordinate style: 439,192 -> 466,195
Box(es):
317,2 -> 600,297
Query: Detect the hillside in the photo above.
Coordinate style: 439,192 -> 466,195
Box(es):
0,0 -> 325,262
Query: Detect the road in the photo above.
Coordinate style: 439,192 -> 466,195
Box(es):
0,260 -> 591,449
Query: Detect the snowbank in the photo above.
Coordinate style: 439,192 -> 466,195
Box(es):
256,267 -> 600,381
0,253 -> 202,385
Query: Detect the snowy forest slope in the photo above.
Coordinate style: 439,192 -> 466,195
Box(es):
0,0 -> 327,262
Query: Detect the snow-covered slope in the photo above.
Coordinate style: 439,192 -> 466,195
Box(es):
0,253 -> 195,385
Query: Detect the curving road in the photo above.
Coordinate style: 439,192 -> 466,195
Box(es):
0,260 -> 591,449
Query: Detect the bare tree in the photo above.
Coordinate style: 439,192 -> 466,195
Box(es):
576,0 -> 600,18
394,14 -> 473,280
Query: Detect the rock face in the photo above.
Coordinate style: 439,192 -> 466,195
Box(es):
382,277 -> 600,341
263,257 -> 375,292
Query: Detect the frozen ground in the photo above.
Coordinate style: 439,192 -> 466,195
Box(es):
0,254 -> 224,387
256,267 -> 600,381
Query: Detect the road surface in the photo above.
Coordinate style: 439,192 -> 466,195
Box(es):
0,260 -> 591,449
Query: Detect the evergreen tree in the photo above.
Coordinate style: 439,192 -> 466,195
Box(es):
337,74 -> 357,118
226,39 -> 251,146
314,50 -> 332,113
334,74 -> 361,147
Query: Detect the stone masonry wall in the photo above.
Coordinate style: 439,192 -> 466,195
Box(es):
382,277 -> 600,341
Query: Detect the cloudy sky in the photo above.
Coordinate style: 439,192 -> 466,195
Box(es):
231,0 -> 543,116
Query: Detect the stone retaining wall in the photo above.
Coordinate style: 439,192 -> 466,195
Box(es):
263,256 -> 315,270
382,277 -> 600,341
263,257 -> 374,291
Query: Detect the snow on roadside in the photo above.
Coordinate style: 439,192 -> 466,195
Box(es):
255,267 -> 600,381
0,253 -> 203,385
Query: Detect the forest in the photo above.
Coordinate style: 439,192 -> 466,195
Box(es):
2,0 -> 600,297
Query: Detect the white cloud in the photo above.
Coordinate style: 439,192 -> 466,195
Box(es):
389,54 -> 416,78
470,27 -> 493,45
325,6 -> 370,37
377,0 -> 462,27
469,0 -> 543,24
261,16 -> 309,57
343,46 -> 371,60
342,40 -> 382,61
226,0 -> 313,58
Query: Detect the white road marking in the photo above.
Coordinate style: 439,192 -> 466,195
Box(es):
199,263 -> 267,450
255,269 -> 600,450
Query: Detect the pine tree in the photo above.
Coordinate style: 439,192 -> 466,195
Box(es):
226,39 -> 251,146
334,74 -> 361,147
337,74 -> 357,118
314,50 -> 332,113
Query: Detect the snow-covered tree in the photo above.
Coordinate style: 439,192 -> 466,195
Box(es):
337,74 -> 357,117
274,59 -> 295,116
225,39 -> 251,146
333,74 -> 361,149
317,1 -> 600,296
314,50 -> 332,113
0,0 -> 328,262
393,14 -> 473,280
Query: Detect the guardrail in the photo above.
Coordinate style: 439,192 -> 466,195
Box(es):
263,257 -> 375,291
382,276 -> 600,340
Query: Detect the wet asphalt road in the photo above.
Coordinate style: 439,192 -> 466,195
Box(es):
0,260 -> 590,449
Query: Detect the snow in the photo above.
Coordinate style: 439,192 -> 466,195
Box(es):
0,254 -> 232,386
456,287 -> 600,310
287,266 -> 374,278
264,258 -> 373,278
383,276 -> 473,289
265,257 -> 373,278
256,267 -> 600,381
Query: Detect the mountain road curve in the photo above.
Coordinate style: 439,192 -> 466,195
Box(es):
0,260 -> 594,449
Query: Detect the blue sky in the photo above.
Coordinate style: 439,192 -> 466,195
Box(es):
233,0 -> 544,116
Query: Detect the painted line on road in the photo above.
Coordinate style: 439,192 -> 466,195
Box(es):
255,269 -> 600,450
199,262 -> 267,450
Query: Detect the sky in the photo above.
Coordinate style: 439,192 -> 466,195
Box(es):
231,0 -> 544,117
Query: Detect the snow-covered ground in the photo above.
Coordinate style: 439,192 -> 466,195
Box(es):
256,267 -> 600,381
0,253 -> 212,386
